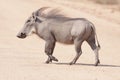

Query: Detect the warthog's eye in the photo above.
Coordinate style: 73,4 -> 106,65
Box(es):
26,20 -> 31,23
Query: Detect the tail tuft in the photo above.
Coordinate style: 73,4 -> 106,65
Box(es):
97,43 -> 101,50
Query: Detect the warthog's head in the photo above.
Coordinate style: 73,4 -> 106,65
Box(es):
17,13 -> 38,39
17,7 -> 48,39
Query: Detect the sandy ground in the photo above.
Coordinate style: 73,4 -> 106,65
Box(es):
0,0 -> 120,80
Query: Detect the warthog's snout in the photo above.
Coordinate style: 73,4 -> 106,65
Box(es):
17,33 -> 27,39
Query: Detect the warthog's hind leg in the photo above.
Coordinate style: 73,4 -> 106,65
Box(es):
94,58 -> 100,66
87,38 -> 100,66
94,48 -> 100,66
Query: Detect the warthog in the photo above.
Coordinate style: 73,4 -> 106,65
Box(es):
17,7 -> 100,66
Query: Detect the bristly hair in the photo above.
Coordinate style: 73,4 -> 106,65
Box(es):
37,8 -> 71,21
45,9 -> 66,18
35,7 -> 87,22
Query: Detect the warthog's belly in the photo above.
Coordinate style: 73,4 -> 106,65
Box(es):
57,39 -> 74,44
56,35 -> 74,44
52,28 -> 74,44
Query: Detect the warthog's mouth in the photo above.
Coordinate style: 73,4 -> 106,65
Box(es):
17,33 -> 27,39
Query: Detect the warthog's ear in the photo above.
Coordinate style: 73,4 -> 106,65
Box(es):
32,12 -> 37,20
32,12 -> 45,23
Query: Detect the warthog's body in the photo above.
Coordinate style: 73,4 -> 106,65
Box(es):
38,18 -> 90,44
17,7 -> 100,66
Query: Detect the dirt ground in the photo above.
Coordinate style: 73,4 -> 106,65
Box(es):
0,0 -> 120,80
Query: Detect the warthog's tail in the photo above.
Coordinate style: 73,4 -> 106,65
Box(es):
95,32 -> 101,50
90,23 -> 101,50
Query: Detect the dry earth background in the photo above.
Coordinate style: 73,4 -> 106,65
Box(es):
0,0 -> 120,80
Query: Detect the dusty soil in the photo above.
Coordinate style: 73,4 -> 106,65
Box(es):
0,0 -> 120,80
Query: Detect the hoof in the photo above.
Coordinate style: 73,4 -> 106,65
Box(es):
53,58 -> 58,62
69,62 -> 75,65
94,60 -> 100,66
69,63 -> 73,65
45,61 -> 50,64
51,56 -> 58,62
94,63 -> 98,66
45,59 -> 52,64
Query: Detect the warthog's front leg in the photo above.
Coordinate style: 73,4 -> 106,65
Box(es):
45,40 -> 58,63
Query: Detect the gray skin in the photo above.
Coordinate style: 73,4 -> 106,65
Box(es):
17,7 -> 100,66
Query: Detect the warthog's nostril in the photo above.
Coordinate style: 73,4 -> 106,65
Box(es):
17,33 -> 26,38
21,33 -> 25,35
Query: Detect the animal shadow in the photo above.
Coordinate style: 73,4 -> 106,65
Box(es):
54,62 -> 120,68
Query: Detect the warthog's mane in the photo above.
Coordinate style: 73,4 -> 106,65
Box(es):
35,7 -> 87,22
36,8 -> 72,21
